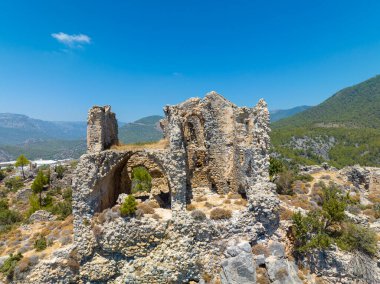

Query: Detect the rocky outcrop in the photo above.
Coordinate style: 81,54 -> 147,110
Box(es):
29,210 -> 56,223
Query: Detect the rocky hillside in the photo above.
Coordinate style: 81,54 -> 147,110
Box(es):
271,75 -> 380,168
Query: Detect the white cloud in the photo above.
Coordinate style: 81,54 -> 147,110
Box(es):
51,32 -> 91,48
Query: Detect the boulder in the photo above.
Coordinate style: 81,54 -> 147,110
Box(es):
220,241 -> 256,284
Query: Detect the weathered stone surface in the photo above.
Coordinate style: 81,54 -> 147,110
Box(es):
29,210 -> 56,223
220,241 -> 256,284
87,105 -> 118,153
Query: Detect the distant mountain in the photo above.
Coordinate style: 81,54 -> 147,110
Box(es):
0,114 -> 164,162
118,115 -> 164,144
274,75 -> 380,129
271,75 -> 380,167
270,106 -> 312,122
0,113 -> 86,145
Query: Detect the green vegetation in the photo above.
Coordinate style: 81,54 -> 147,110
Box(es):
131,167 -> 152,193
0,169 -> 5,181
272,75 -> 380,167
5,177 -> 24,192
31,170 -> 49,206
50,188 -> 72,220
270,157 -> 313,195
0,253 -> 23,280
118,115 -> 163,144
15,154 -> 29,179
55,165 -> 65,179
34,236 -> 48,251
291,184 -> 377,256
120,195 -> 138,217
0,199 -> 22,233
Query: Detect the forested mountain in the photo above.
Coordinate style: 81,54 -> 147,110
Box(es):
270,105 -> 311,122
271,75 -> 380,167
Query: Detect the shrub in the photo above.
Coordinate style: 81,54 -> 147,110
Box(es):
274,170 -> 294,195
279,207 -> 293,221
234,199 -> 247,206
269,157 -> 285,178
5,177 -> 24,192
120,195 -> 137,217
131,167 -> 152,193
321,184 -> 347,223
295,174 -> 314,182
0,170 -> 5,181
137,203 -> 155,214
55,165 -> 66,179
0,253 -> 23,280
34,236 -> 47,251
62,188 -> 72,201
251,244 -> 270,256
210,208 -> 232,220
191,209 -> 206,221
186,204 -> 196,211
51,201 -> 72,220
194,196 -> 207,202
337,223 -> 378,256
0,199 -> 22,232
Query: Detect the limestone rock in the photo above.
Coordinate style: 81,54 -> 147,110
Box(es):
220,241 -> 256,284
29,210 -> 56,223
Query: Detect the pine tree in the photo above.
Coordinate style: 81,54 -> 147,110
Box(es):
14,155 -> 29,179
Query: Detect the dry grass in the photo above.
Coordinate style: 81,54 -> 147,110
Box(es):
251,244 -> 270,257
223,199 -> 231,204
234,199 -> 247,206
227,193 -> 241,199
279,207 -> 293,221
210,208 -> 232,220
137,203 -> 155,214
256,267 -> 270,284
111,139 -> 168,151
194,195 -> 207,202
186,204 -> 196,211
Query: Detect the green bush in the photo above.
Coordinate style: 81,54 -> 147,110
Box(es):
131,167 -> 152,193
55,165 -> 65,179
34,236 -> 47,251
338,223 -> 378,256
51,201 -> 72,220
0,199 -> 22,232
5,177 -> 23,192
269,157 -> 285,177
274,170 -> 295,195
292,184 -> 378,256
321,184 -> 347,223
0,253 -> 23,280
0,170 -> 5,181
120,195 -> 137,217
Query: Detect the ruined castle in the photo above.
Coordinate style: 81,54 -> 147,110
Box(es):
72,92 -> 279,283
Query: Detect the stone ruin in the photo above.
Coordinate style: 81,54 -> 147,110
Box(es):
72,91 -> 280,283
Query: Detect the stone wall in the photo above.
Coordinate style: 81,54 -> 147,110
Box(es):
87,105 -> 118,153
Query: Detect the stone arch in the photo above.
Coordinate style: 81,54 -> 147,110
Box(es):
93,151 -> 171,212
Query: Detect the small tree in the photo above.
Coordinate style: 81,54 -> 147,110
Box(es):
31,171 -> 48,206
131,167 -> 152,193
14,155 -> 29,179
55,165 -> 65,179
120,195 -> 137,217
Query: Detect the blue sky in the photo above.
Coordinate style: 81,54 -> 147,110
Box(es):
1,0 -> 380,122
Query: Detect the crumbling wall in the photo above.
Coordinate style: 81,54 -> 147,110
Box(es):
161,91 -> 271,197
87,105 -> 118,153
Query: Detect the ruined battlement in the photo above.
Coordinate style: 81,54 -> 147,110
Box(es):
87,105 -> 118,153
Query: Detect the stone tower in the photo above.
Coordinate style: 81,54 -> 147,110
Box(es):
87,105 -> 118,153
